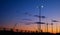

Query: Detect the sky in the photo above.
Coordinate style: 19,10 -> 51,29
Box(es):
0,0 -> 60,33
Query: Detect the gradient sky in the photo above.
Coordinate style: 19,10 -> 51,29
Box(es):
0,0 -> 60,33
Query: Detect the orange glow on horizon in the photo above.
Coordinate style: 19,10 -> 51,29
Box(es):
0,22 -> 60,33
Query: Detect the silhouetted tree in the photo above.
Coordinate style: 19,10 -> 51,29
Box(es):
41,30 -> 43,32
16,29 -> 18,32
35,30 -> 38,33
20,30 -> 23,32
3,28 -> 6,31
10,28 -> 13,32
24,30 -> 26,33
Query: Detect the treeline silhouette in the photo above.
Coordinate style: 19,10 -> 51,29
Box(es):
0,28 -> 60,35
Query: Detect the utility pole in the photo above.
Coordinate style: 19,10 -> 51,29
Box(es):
24,0 -> 46,32
52,20 -> 58,33
37,5 -> 44,32
46,23 -> 48,32
13,23 -> 17,29
51,23 -> 53,33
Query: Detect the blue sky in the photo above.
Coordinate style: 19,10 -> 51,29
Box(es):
0,0 -> 39,25
0,0 -> 60,32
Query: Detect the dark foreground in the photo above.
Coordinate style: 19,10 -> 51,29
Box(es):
0,30 -> 60,35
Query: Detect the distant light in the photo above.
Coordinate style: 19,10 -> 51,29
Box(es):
36,6 -> 39,8
41,5 -> 44,8
37,5 -> 44,8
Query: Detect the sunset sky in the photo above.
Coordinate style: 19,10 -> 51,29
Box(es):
0,0 -> 60,33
